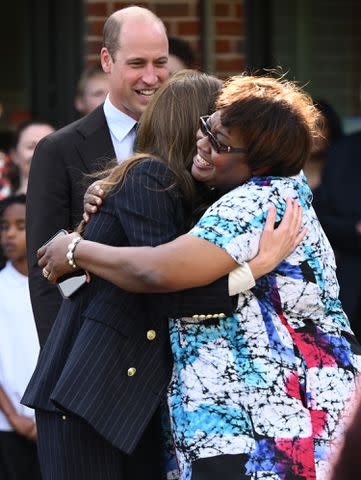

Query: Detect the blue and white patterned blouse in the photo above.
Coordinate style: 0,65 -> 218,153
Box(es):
167,172 -> 361,480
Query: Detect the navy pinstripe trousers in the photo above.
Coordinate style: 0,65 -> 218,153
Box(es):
35,410 -> 163,479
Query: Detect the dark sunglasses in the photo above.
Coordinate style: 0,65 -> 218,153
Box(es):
199,116 -> 247,154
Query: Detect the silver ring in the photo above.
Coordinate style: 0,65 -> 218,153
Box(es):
42,268 -> 50,279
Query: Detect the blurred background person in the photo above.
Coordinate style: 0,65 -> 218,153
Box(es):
316,88 -> 361,340
0,149 -> 12,268
303,99 -> 344,200
0,106 -> 15,267
0,194 -> 41,480
74,65 -> 109,117
0,152 -> 11,201
9,120 -> 54,195
0,101 -> 12,201
168,36 -> 196,75
329,394 -> 361,480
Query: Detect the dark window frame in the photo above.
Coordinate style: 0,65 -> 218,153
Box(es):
30,0 -> 84,127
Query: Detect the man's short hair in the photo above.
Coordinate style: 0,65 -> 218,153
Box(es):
102,6 -> 167,62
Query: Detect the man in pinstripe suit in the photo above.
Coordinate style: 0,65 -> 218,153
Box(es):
24,7 -> 235,479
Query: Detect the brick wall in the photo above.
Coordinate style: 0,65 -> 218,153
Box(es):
84,0 -> 245,78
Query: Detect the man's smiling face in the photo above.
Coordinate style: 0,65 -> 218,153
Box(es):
101,17 -> 169,120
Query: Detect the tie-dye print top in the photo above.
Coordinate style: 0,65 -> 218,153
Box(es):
167,172 -> 361,480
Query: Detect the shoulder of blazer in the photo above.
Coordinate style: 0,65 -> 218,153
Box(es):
46,105 -> 115,173
46,105 -> 109,143
75,105 -> 109,139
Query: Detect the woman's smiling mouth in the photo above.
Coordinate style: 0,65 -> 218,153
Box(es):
193,153 -> 212,168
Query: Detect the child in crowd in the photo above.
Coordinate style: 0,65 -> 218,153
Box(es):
10,121 -> 54,195
74,65 -> 109,117
0,194 -> 41,479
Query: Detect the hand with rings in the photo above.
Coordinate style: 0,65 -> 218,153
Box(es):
38,232 -> 81,284
42,268 -> 50,279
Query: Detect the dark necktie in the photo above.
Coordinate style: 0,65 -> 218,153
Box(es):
132,122 -> 138,151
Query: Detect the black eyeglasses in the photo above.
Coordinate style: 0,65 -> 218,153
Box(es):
199,116 -> 247,154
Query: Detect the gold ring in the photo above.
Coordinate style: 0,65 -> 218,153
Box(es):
42,268 -> 50,278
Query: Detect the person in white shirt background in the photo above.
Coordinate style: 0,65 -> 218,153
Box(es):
0,194 -> 41,479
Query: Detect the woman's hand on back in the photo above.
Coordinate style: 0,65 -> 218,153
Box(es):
83,181 -> 105,223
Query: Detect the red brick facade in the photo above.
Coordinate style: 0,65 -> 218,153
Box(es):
84,0 -> 245,78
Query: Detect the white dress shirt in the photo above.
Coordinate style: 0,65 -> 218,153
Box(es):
103,95 -> 137,163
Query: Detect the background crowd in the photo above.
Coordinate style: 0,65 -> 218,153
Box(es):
0,4 -> 360,480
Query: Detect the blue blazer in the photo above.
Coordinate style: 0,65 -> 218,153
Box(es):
23,160 -> 237,454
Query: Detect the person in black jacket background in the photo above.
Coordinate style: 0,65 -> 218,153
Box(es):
316,129 -> 361,340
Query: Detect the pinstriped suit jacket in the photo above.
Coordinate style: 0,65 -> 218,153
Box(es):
23,159 -> 237,454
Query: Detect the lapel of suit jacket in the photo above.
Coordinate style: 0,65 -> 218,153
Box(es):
75,105 -> 116,174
